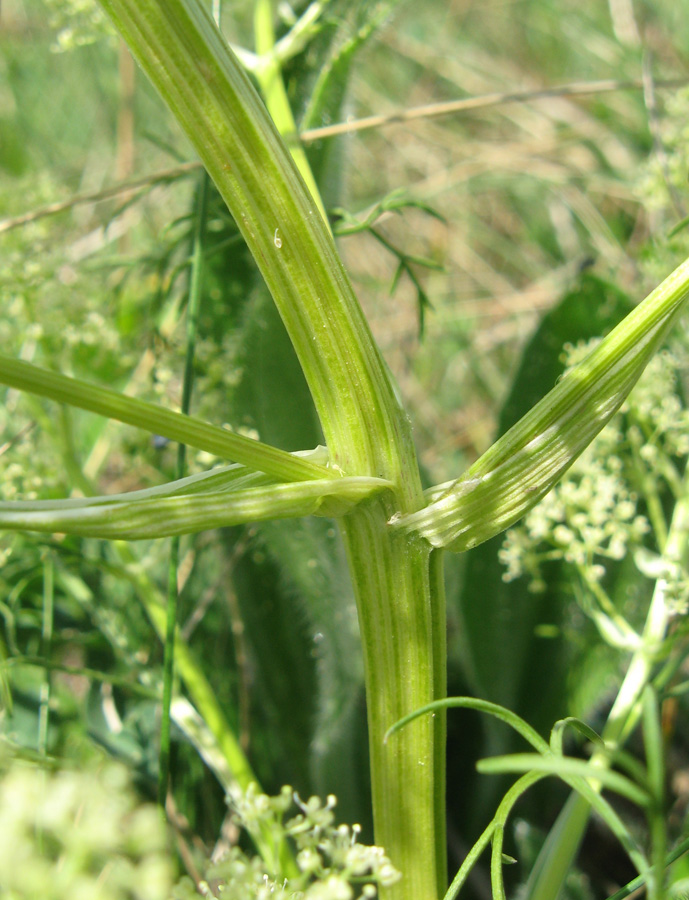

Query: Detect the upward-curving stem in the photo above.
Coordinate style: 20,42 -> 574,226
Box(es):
95,2 -> 445,897
97,0 -> 420,492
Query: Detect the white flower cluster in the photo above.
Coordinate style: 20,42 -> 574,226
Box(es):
44,0 -> 115,52
499,418 -> 649,590
0,759 -> 172,900
499,337 -> 689,599
174,785 -> 400,900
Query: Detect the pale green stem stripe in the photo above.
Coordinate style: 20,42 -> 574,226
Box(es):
0,354 -> 332,484
342,504 -> 443,900
394,256 -> 689,550
0,477 -> 391,539
429,549 -> 448,896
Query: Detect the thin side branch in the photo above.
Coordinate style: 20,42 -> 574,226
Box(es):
0,161 -> 200,234
298,76 -> 688,142
1,77 -> 686,235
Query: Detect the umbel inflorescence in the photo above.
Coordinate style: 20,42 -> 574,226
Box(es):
500,333 -> 689,623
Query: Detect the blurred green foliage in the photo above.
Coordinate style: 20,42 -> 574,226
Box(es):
1,0 -> 689,897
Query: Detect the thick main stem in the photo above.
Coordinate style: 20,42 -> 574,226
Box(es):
96,2 -> 447,896
343,500 -> 446,900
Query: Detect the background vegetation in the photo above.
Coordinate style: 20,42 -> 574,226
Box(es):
1,0 -> 689,897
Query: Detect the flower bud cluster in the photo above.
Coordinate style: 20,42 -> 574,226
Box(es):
174,785 -> 400,900
0,759 -> 172,900
499,336 -> 689,607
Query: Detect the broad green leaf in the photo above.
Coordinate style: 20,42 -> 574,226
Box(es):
248,517 -> 370,828
393,257 -> 689,550
228,288 -> 323,452
0,475 -> 391,540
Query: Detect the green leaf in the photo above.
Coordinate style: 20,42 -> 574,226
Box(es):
549,717 -> 604,755
242,516 -> 369,829
0,354 -> 332,484
0,475 -> 392,540
478,753 -> 652,881
477,754 -> 650,808
443,771 -> 548,900
393,257 -> 689,550
227,288 -> 323,452
386,696 -> 550,755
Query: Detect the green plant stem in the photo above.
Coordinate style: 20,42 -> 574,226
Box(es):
342,507 -> 446,899
158,170 -> 208,806
642,687 -> 666,900
37,554 -> 53,757
628,422 -> 668,549
430,549 -> 448,892
252,0 -> 328,226
525,483 -> 689,900
95,3 -> 445,897
578,565 -> 640,649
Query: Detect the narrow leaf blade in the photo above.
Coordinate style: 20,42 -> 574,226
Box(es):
0,354 -> 332,483
0,476 -> 391,539
392,257 -> 689,550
